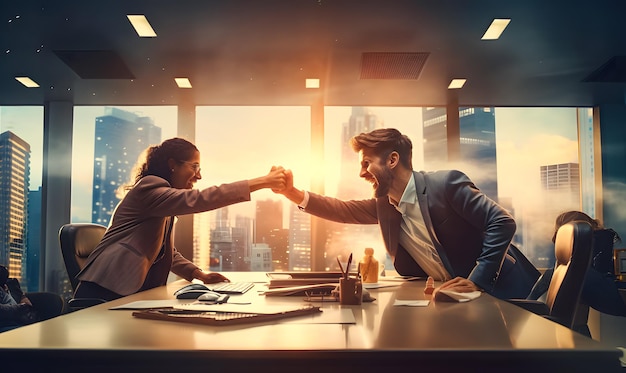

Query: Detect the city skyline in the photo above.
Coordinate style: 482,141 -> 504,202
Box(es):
0,105 -> 582,274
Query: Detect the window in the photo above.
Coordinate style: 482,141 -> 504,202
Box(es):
0,106 -> 43,291
194,106 -> 311,272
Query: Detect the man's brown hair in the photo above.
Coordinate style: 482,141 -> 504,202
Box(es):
349,128 -> 413,169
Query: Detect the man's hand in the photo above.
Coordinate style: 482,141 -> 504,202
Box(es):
432,276 -> 481,299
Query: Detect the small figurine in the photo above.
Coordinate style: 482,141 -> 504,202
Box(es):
424,276 -> 435,294
359,247 -> 379,284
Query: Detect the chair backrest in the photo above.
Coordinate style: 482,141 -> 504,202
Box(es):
545,220 -> 593,328
59,223 -> 107,292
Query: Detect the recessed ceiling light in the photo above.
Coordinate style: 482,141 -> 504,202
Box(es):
15,76 -> 39,88
481,19 -> 511,40
127,15 -> 157,37
175,78 -> 192,88
305,78 -> 320,88
448,79 -> 466,89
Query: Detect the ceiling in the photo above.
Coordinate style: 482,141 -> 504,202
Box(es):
1,0 -> 625,108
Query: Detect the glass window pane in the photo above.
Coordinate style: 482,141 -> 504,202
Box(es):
0,106 -> 44,292
68,106 -> 177,298
194,106 -> 310,272
494,107 -> 580,268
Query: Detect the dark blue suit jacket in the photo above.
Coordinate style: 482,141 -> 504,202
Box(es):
304,170 -> 539,299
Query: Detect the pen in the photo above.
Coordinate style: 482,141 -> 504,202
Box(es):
346,253 -> 352,279
337,257 -> 345,278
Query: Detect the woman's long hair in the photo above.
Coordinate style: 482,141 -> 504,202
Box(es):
117,138 -> 198,196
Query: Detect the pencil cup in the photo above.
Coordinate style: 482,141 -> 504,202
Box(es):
339,277 -> 363,305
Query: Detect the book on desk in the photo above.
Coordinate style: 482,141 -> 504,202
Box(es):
132,304 -> 322,326
264,272 -> 348,296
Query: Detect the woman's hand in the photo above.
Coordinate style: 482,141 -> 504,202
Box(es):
248,166 -> 287,192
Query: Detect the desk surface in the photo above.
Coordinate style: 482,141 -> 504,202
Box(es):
1,273 -> 622,372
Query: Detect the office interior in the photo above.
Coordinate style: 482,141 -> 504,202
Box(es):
1,0 -> 626,352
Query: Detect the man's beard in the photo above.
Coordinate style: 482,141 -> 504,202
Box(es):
373,166 -> 394,198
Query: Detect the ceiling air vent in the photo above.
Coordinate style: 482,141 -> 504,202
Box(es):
53,50 -> 135,79
360,52 -> 429,80
582,56 -> 626,82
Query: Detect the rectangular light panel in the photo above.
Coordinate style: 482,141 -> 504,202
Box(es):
448,79 -> 467,89
175,78 -> 192,88
15,77 -> 39,88
481,19 -> 511,40
127,15 -> 157,37
305,78 -> 320,88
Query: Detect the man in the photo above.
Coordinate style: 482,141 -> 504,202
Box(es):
0,265 -> 37,331
276,128 -> 538,299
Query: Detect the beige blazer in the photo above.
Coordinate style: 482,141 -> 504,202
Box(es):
77,175 -> 250,295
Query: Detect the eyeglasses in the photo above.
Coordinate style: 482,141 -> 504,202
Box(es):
178,160 -> 201,174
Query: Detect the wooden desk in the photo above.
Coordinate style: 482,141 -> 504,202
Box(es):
0,273 -> 622,372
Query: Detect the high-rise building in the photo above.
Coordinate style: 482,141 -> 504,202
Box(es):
422,107 -> 498,202
255,199 -> 285,270
288,204 -> 311,271
25,187 -> 42,292
0,131 -> 30,281
522,162 -> 581,268
337,107 -> 383,200
92,107 -> 161,226
325,107 -> 386,270
541,163 -> 580,195
209,207 -> 236,271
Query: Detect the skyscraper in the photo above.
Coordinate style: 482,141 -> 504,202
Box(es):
522,162 -> 581,268
288,204 -> 311,271
255,199 -> 285,270
26,187 -> 42,292
209,207 -> 236,271
0,131 -> 30,281
325,108 -> 385,270
422,107 -> 498,202
92,107 -> 161,226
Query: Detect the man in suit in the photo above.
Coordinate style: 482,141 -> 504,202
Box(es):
276,128 -> 538,299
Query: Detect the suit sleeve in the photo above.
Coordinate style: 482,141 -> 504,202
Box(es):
443,170 -> 516,292
133,176 -> 251,218
303,192 -> 379,224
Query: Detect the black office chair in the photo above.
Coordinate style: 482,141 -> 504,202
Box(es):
507,220 -> 593,331
59,223 -> 108,310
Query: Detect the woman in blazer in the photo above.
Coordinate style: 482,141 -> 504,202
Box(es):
75,137 -> 287,301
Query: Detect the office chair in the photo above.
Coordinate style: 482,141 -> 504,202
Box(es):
507,220 -> 594,332
25,292 -> 65,320
59,223 -> 108,310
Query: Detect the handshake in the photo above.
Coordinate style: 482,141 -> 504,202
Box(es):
266,166 -> 293,194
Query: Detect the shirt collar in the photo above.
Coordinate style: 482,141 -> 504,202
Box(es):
392,174 -> 417,214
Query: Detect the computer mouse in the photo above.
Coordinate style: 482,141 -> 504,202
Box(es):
197,291 -> 229,303
174,283 -> 211,299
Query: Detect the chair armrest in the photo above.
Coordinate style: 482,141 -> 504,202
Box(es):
25,292 -> 64,320
68,298 -> 106,310
507,299 -> 550,316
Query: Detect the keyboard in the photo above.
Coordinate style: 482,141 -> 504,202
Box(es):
209,282 -> 255,294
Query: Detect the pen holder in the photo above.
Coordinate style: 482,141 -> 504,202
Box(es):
339,277 -> 363,305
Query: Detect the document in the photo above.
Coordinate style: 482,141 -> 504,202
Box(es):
393,299 -> 430,307
109,300 -> 184,310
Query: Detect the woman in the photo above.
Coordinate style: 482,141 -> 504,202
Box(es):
74,137 -> 287,301
530,210 -> 625,317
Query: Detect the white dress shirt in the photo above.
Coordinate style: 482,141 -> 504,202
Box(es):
393,176 -> 451,281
